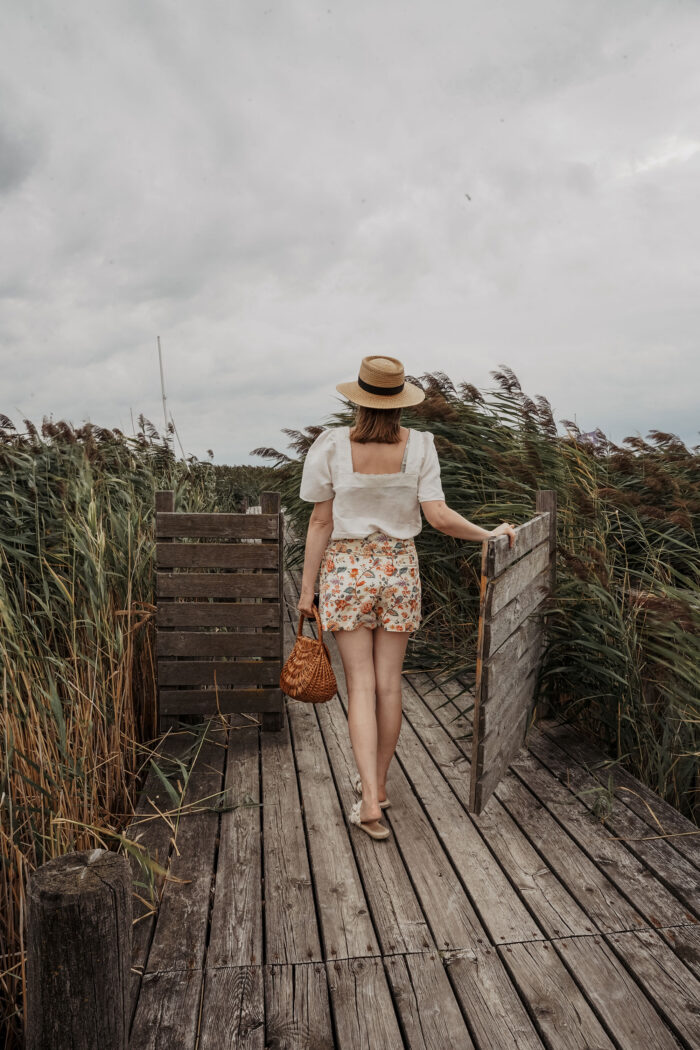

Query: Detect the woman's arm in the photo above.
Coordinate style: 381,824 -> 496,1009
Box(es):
298,497 -> 335,615
421,500 -> 516,548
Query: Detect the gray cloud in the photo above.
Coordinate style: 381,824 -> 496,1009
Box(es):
1,0 -> 698,460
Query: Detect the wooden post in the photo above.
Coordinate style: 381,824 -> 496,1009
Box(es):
260,490 -> 284,731
534,489 -> 557,720
155,489 -> 180,732
26,848 -> 132,1050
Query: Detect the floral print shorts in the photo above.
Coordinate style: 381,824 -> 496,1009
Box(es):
319,531 -> 421,633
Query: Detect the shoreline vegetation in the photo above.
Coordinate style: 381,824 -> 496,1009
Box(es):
1,368 -> 698,1045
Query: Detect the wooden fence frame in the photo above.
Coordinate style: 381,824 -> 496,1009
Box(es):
155,489 -> 284,732
468,489 -> 557,814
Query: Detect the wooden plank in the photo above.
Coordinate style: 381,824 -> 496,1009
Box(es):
486,512 -> 551,577
158,660 -> 281,687
399,674 -> 596,940
552,934 -> 685,1049
472,671 -> 538,813
159,688 -> 282,716
484,564 -> 550,654
383,952 -> 476,1048
498,939 -> 616,1049
127,733 -> 194,1021
146,727 -> 227,973
508,740 -> 696,929
420,678 -> 654,934
481,613 -> 543,692
286,671 -> 381,959
262,491 -> 285,732
156,541 -> 278,569
197,966 -> 265,1049
157,632 -> 280,658
157,603 -> 280,629
394,678 -> 544,945
325,957 -> 404,1049
604,927 -> 700,1047
443,943 -> 546,1049
658,925 -> 700,981
485,538 -> 551,620
129,969 -> 203,1050
260,704 -> 323,964
526,730 -> 700,922
156,512 -> 278,540
206,721 -> 263,969
156,572 -> 279,599
539,718 -> 700,871
263,963 -> 333,1049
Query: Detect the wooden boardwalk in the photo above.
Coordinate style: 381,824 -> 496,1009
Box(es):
127,573 -> 700,1049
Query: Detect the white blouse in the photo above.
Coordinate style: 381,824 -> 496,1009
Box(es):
299,425 -> 445,539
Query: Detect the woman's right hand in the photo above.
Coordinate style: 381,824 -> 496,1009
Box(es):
297,587 -> 316,617
490,522 -> 517,548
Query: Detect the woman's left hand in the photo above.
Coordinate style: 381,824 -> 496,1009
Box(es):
297,588 -> 316,617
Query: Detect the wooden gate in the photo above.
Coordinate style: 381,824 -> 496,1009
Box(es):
155,489 -> 284,732
468,490 -> 557,814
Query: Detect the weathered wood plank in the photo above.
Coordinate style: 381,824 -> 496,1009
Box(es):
325,957 -> 403,1049
286,653 -> 380,959
159,688 -> 282,716
485,512 -> 551,577
127,733 -> 194,1020
156,512 -> 278,540
383,952 -> 476,1048
157,603 -> 280,629
197,966 -> 265,1049
129,969 -> 203,1050
146,727 -> 227,974
419,670 -> 689,935
260,705 -> 322,964
498,938 -> 616,1049
207,720 -> 263,968
484,538 -> 551,620
156,541 -> 278,569
525,730 -> 700,922
399,674 -> 596,940
394,679 -> 544,945
484,565 -> 550,654
157,632 -> 280,658
158,660 -> 280,687
443,943 -> 546,1049
658,925 -> 700,980
157,572 -> 279,599
552,934 -> 685,1049
539,718 -> 700,871
263,963 -> 334,1049
604,927 -> 700,1047
508,741 -> 697,929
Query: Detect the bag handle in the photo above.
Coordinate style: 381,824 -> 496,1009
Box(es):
297,602 -> 323,639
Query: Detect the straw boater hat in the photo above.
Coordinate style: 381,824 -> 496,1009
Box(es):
336,355 -> 425,409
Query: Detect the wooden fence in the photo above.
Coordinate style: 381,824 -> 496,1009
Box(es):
155,489 -> 284,732
469,490 -> 557,814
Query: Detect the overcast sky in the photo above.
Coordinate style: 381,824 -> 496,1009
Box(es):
2,0 -> 698,463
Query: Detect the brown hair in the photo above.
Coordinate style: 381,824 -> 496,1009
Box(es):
350,405 -> 402,444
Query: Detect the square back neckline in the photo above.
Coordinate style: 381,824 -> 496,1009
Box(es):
346,425 -> 412,476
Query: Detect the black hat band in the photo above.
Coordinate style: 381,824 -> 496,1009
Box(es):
357,376 -> 405,396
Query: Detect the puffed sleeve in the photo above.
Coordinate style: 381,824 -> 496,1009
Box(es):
417,432 -> 445,502
299,429 -> 335,502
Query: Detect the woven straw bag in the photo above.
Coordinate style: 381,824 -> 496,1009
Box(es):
280,605 -> 337,704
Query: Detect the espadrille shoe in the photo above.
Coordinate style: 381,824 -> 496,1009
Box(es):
352,773 -> 391,809
349,799 -> 390,840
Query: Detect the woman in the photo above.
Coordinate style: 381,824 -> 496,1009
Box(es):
297,355 -> 516,840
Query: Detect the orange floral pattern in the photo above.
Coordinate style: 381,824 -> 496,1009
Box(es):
319,531 -> 421,633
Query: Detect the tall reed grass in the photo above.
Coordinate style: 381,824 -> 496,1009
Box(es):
255,367 -> 700,823
0,413 -> 273,1048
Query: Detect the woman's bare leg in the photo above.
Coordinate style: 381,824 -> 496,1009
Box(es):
333,626 -> 382,822
373,627 -> 410,800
